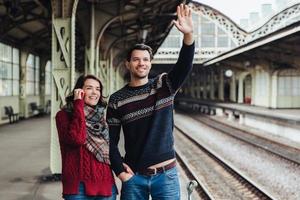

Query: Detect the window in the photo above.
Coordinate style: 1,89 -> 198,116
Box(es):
230,40 -> 237,48
217,27 -> 229,47
292,77 -> 300,96
192,12 -> 199,35
257,72 -> 268,96
200,18 -> 216,47
202,23 -> 215,35
0,42 -> 19,96
201,35 -> 215,47
160,26 -> 181,48
217,36 -> 228,47
26,54 -> 40,95
278,76 -> 300,96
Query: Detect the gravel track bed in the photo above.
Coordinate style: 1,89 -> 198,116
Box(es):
175,113 -> 300,200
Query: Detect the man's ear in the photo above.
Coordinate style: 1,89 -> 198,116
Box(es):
125,61 -> 130,70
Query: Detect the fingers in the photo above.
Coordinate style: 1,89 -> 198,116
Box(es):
180,4 -> 185,17
173,19 -> 180,29
126,167 -> 134,175
117,172 -> 133,182
184,5 -> 189,16
123,163 -> 134,175
176,4 -> 181,19
177,3 -> 190,18
74,89 -> 84,100
187,5 -> 191,17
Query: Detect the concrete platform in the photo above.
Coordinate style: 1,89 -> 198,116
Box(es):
176,98 -> 300,145
0,116 -> 196,200
176,98 -> 300,122
0,116 -> 61,200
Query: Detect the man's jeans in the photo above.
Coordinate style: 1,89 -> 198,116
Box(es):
121,167 -> 180,200
64,183 -> 117,200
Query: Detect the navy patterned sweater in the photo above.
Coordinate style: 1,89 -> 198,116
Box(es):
107,42 -> 195,175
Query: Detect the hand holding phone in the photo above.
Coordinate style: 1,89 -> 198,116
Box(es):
74,89 -> 85,100
80,91 -> 85,99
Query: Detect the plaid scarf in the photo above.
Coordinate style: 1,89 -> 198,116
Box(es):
84,105 -> 110,164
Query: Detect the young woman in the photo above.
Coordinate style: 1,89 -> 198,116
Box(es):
55,75 -> 117,200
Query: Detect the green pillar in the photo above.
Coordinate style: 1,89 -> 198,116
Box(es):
50,0 -> 79,174
19,51 -> 29,118
39,57 -> 48,108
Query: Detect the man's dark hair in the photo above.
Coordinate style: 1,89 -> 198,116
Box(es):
126,44 -> 153,62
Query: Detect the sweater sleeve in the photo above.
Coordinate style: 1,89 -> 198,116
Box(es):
167,42 -> 195,94
55,99 -> 86,146
107,98 -> 125,176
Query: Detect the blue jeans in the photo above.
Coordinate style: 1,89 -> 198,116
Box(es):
121,167 -> 180,200
64,183 -> 117,200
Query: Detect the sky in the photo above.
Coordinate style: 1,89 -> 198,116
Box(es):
194,0 -> 300,24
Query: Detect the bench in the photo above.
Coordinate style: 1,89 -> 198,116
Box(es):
29,102 -> 44,116
4,106 -> 19,123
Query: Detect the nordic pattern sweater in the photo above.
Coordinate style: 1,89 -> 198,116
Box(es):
107,42 -> 195,176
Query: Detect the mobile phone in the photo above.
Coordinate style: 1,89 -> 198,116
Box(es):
80,91 -> 85,99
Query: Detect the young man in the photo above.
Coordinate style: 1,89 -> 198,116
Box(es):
107,4 -> 194,200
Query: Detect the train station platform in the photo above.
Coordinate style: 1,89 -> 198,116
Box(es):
0,116 -> 60,200
176,98 -> 300,149
176,98 -> 300,122
0,116 -> 197,200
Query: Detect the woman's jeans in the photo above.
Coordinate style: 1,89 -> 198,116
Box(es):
121,167 -> 180,200
64,183 -> 117,200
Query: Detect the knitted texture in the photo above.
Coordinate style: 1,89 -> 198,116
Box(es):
107,42 -> 195,175
56,99 -> 114,196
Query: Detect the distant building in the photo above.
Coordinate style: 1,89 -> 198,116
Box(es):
261,3 -> 273,18
239,18 -> 249,30
249,12 -> 260,26
239,0 -> 300,30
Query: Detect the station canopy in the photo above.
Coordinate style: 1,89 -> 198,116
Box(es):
0,0 -> 186,72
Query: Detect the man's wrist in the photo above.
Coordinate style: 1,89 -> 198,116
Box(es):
183,32 -> 194,45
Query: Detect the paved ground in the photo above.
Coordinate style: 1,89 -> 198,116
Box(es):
0,116 -> 197,200
0,116 -> 59,200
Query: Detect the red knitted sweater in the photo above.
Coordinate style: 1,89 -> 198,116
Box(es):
55,99 -> 115,196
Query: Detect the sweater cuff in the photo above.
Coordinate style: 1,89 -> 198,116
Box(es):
73,99 -> 84,106
182,41 -> 195,48
113,164 -> 126,176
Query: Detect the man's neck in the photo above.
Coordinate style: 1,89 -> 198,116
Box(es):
129,77 -> 149,87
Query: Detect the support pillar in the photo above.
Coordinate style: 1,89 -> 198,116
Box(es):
189,79 -> 194,97
238,77 -> 244,103
202,72 -> 208,99
270,71 -> 278,108
218,69 -> 224,101
19,51 -> 29,118
230,72 -> 236,102
190,78 -> 195,98
209,70 -> 215,100
196,79 -> 201,99
85,3 -> 96,74
237,71 -> 252,104
39,56 -> 48,108
50,0 -> 79,174
109,51 -> 114,94
251,70 -> 256,105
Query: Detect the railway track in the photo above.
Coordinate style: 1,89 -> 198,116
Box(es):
174,126 -> 276,200
189,113 -> 300,166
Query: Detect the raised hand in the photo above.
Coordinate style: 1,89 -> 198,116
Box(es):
173,4 -> 193,35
